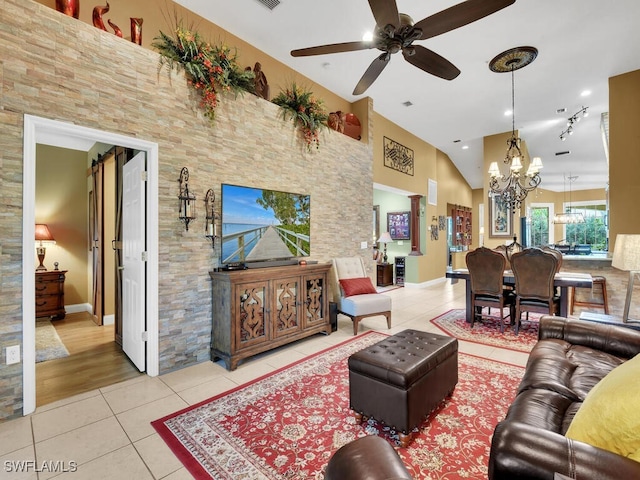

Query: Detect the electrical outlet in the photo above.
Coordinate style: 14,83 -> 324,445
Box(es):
6,345 -> 20,365
360,241 -> 368,249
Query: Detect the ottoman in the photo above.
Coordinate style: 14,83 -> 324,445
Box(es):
348,329 -> 458,447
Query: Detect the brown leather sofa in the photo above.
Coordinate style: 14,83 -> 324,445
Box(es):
489,316 -> 640,479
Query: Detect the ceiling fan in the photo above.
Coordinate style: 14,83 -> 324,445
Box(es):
291,0 -> 516,95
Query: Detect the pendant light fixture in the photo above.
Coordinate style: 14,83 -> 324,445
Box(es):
487,46 -> 543,213
553,174 -> 585,224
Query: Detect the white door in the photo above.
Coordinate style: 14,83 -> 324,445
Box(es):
122,152 -> 146,371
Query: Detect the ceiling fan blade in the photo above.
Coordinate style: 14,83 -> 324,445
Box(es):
368,0 -> 400,30
403,45 -> 460,80
291,41 -> 372,57
353,54 -> 391,95
415,0 -> 515,40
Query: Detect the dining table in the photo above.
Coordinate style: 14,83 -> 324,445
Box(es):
446,268 -> 593,323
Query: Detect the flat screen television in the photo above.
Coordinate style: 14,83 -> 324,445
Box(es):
220,184 -> 310,266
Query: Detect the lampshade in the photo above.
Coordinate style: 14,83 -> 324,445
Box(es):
377,232 -> 393,244
35,224 -> 55,243
612,234 -> 640,271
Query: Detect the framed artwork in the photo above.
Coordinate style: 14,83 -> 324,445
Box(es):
489,195 -> 513,237
383,136 -> 414,176
387,211 -> 411,240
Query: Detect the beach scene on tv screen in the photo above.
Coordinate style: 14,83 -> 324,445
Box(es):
221,184 -> 310,264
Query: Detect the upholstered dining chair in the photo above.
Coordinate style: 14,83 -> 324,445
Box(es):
494,238 -> 523,270
510,248 -> 560,334
465,247 -> 515,333
331,257 -> 392,335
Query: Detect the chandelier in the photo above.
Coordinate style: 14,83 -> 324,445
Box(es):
487,47 -> 542,212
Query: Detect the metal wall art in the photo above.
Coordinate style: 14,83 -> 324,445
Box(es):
383,136 -> 414,176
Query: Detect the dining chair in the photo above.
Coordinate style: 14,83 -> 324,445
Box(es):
465,247 -> 515,333
494,238 -> 522,270
510,248 -> 560,334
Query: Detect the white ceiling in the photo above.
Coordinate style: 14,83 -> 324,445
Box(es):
175,0 -> 640,192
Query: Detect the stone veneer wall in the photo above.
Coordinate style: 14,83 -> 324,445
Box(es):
0,0 -> 373,419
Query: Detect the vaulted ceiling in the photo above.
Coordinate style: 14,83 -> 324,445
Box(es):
176,0 -> 640,192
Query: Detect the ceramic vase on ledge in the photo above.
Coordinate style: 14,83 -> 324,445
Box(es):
130,17 -> 143,45
55,0 -> 79,19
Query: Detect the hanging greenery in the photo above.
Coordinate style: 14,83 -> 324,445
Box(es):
272,83 -> 329,151
153,24 -> 255,122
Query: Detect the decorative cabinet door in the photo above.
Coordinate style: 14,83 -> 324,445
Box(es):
303,274 -> 326,329
234,281 -> 269,350
273,276 -> 302,338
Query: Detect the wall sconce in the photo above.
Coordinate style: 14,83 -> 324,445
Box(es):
204,189 -> 219,248
178,167 -> 196,231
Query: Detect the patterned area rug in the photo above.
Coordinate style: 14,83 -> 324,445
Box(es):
36,318 -> 70,363
430,309 -> 539,353
153,331 -> 524,479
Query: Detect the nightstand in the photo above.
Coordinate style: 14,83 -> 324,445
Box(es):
376,263 -> 393,287
35,270 -> 67,320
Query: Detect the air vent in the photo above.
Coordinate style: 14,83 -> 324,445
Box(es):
555,150 -> 571,156
255,0 -> 280,10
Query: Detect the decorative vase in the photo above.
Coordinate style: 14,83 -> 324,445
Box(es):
92,2 -> 109,31
55,0 -> 80,19
108,19 -> 123,38
130,17 -> 143,45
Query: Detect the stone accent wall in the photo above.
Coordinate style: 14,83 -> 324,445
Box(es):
0,0 -> 373,419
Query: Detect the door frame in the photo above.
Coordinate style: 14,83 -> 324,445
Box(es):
22,114 -> 159,415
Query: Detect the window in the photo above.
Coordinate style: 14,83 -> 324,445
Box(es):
564,203 -> 608,251
530,206 -> 550,246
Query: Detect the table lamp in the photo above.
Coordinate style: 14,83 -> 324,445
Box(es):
611,234 -> 640,323
377,231 -> 393,264
35,224 -> 56,271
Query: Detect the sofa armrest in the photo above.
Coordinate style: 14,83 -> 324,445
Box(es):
489,421 -> 640,480
538,316 -> 640,359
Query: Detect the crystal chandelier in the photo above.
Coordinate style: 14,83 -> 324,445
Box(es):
488,47 -> 542,212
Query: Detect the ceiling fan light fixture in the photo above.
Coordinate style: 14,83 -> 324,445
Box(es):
291,0 -> 516,95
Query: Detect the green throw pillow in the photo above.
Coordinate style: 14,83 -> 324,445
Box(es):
566,353 -> 640,462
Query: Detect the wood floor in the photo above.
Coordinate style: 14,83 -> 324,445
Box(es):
36,312 -> 142,407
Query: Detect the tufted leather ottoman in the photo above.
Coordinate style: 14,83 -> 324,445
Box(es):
348,329 -> 458,447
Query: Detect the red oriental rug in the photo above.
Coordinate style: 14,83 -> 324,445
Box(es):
153,331 -> 524,479
430,309 -> 540,353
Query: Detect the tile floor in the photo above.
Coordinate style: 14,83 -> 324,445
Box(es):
0,279 -> 530,479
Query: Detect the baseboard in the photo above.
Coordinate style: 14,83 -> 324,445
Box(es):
64,304 -> 114,325
404,277 -> 447,289
65,303 -> 92,314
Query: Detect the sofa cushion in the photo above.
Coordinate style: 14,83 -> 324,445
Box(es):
339,277 -> 377,297
565,353 -> 640,461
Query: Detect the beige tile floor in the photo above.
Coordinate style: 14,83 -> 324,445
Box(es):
0,279 -> 530,479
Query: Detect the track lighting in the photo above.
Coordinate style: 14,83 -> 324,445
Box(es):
559,106 -> 589,140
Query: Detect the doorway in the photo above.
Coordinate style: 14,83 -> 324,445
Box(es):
22,115 -> 160,415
